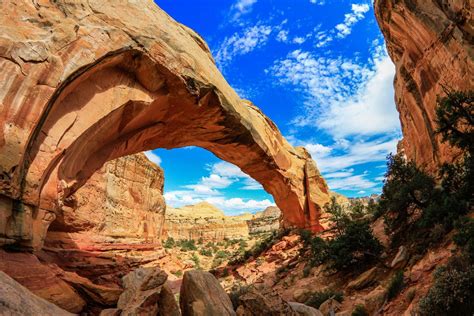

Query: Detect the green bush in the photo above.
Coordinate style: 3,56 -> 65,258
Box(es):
199,248 -> 213,257
419,256 -> 474,315
304,289 -> 343,309
163,237 -> 175,249
453,218 -> 474,263
178,239 -> 197,251
351,305 -> 368,316
386,270 -> 404,301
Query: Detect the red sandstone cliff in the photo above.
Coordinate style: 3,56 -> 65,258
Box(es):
375,0 -> 473,172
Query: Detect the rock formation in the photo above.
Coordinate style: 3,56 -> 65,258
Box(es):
374,0 -> 473,173
163,202 -> 251,241
0,271 -> 73,316
247,206 -> 281,235
180,270 -> 236,316
0,0 -> 330,252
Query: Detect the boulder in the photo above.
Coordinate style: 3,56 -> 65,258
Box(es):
288,302 -> 323,316
236,287 -> 297,316
318,298 -> 341,316
346,267 -> 379,291
391,246 -> 408,269
293,289 -> 311,303
0,271 -> 73,316
116,267 -> 180,316
180,270 -> 235,316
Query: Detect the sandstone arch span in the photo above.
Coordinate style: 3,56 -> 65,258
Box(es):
0,0 -> 329,250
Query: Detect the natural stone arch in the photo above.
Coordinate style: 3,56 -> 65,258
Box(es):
0,0 -> 329,250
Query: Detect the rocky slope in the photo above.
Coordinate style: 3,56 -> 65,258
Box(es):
374,0 -> 473,173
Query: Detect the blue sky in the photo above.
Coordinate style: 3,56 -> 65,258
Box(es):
147,0 -> 401,215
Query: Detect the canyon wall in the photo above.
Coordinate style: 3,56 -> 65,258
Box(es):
247,206 -> 281,235
163,202 -> 252,241
374,0 -> 473,172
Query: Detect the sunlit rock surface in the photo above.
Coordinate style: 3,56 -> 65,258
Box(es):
375,0 -> 473,172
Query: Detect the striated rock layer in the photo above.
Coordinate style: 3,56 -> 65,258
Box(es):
375,0 -> 473,172
247,206 -> 281,235
0,0 -> 329,251
163,202 -> 251,242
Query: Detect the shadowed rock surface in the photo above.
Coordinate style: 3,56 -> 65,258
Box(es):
180,270 -> 236,316
0,271 -> 74,316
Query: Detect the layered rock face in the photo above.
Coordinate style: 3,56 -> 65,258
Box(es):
43,153 -> 167,285
247,206 -> 281,234
0,0 -> 330,252
163,202 -> 251,241
375,0 -> 473,172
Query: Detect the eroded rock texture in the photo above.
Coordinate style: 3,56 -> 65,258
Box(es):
247,206 -> 281,235
163,202 -> 251,242
375,0 -> 473,172
0,0 -> 329,251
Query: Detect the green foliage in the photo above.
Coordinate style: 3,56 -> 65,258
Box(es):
435,90 -> 473,152
304,289 -> 343,309
178,239 -> 197,251
191,252 -> 200,269
303,264 -> 312,278
378,153 -> 435,232
306,199 -> 382,271
351,305 -> 368,316
163,237 -> 175,249
215,250 -> 230,259
197,237 -> 203,244
199,248 -> 213,257
453,218 -> 474,263
171,270 -> 182,277
386,270 -> 404,301
419,256 -> 474,316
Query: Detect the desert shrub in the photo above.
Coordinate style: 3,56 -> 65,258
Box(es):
163,237 -> 175,248
325,220 -> 383,271
178,239 -> 197,251
378,153 -> 435,233
215,250 -> 230,260
386,270 -> 404,301
298,229 -> 313,247
191,252 -> 200,267
304,289 -> 343,309
351,305 -> 368,316
419,256 -> 474,316
453,218 -> 474,263
406,288 -> 416,303
171,270 -> 183,277
199,248 -> 213,257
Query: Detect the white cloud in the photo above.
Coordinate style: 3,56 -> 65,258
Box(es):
276,30 -> 289,42
326,174 -> 377,191
313,3 -> 370,47
270,47 -> 400,138
231,0 -> 258,20
215,24 -> 272,66
304,137 -> 399,173
164,161 -> 269,213
335,4 -> 370,39
144,151 -> 161,166
292,36 -> 306,44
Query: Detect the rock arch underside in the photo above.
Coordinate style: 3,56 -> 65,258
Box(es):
0,0 -> 330,250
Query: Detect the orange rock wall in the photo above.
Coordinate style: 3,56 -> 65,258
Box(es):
375,0 -> 473,172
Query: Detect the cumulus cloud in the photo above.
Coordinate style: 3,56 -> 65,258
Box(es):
164,161 -> 271,213
144,151 -> 161,166
270,47 -> 400,138
215,24 -> 272,66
